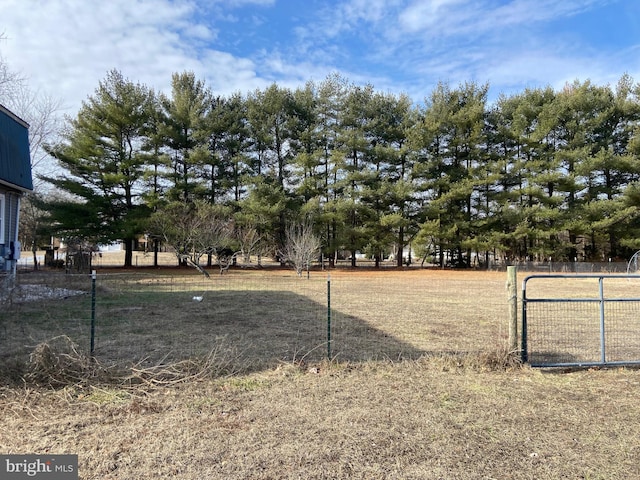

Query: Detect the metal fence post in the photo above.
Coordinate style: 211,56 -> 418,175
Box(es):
507,266 -> 518,353
327,273 -> 331,360
599,277 -> 606,364
521,278 -> 528,364
90,270 -> 96,356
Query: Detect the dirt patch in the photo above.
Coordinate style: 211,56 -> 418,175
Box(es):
8,284 -> 87,303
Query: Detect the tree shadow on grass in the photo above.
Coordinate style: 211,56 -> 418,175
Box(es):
89,289 -> 426,371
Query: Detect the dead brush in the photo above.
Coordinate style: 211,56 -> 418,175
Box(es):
423,344 -> 523,372
473,344 -> 523,371
23,335 -> 246,390
126,344 -> 246,387
25,335 -> 111,388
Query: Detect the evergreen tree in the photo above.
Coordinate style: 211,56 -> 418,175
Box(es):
413,81 -> 487,267
246,84 -> 293,187
315,74 -> 349,266
235,177 -> 287,264
336,83 -> 376,267
36,69 -> 640,269
216,92 -> 252,203
161,71 -> 211,202
574,76 -> 640,259
289,81 -> 323,205
43,70 -> 153,267
491,87 -> 561,261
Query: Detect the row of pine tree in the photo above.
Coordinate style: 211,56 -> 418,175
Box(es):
39,70 -> 640,268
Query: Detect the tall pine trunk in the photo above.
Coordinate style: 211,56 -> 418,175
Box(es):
124,238 -> 134,268
396,225 -> 404,267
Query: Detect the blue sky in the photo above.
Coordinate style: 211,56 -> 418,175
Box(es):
1,0 -> 638,116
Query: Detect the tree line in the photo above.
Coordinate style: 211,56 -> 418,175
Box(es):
34,69 -> 640,268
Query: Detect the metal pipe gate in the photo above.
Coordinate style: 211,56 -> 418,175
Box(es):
522,274 -> 640,368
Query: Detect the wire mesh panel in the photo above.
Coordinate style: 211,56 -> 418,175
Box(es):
604,301 -> 640,363
0,272 -> 92,368
1,268 -> 510,375
525,301 -> 602,365
522,275 -> 640,367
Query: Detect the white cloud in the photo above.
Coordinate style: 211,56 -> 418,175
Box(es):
339,0 -> 399,25
224,0 -> 275,6
398,0 -> 468,33
200,50 -> 264,94
371,0 -> 634,99
397,0 -> 612,38
0,0 -> 268,114
0,0 -> 635,120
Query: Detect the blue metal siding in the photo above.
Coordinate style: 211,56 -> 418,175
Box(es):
0,105 -> 33,192
0,190 -> 5,245
0,190 -> 6,270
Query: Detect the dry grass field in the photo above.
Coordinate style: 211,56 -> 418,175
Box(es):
2,262 -> 640,479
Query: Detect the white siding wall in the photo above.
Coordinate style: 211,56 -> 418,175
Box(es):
0,191 -> 22,272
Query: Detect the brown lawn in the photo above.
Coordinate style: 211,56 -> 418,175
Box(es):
2,264 -> 640,479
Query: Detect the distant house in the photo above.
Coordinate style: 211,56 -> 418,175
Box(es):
0,104 -> 32,274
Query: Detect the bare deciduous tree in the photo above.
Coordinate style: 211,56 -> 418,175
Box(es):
9,90 -> 63,184
279,220 -> 321,277
0,48 -> 63,185
149,201 -> 238,275
235,222 -> 264,265
18,192 -> 47,269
